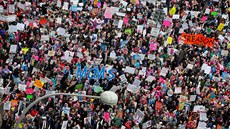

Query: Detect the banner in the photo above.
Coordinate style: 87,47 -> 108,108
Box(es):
181,33 -> 214,47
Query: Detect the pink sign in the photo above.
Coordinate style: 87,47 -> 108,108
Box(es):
163,20 -> 171,27
103,112 -> 110,122
123,17 -> 129,24
201,16 -> 208,22
104,12 -> 113,19
26,89 -> 34,94
150,43 -> 157,51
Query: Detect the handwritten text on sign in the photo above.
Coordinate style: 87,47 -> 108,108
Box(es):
181,33 -> 214,47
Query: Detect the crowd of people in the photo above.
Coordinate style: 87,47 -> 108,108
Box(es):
0,0 -> 229,129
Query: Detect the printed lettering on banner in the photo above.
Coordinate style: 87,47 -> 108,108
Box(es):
134,109 -> 145,123
127,84 -> 140,93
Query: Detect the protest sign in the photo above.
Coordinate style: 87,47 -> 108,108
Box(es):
103,112 -> 110,122
16,23 -> 25,31
57,27 -> 66,35
26,94 -> 33,99
8,4 -> 15,13
8,25 -> 17,33
181,33 -> 214,47
61,121 -> 68,129
93,85 -> 103,93
217,23 -> 224,31
160,67 -> 169,77
34,79 -> 44,89
84,117 -> 91,125
133,79 -> 141,86
62,107 -> 70,115
7,15 -> 16,22
134,109 -> 145,123
18,84 -> 26,91
127,84 -> 140,93
104,7 -> 113,19
124,66 -> 135,74
9,45 -> 17,53
11,100 -> 18,107
3,101 -> 11,110
155,101 -> 162,111
174,87 -> 182,94
142,121 -> 151,129
189,95 -> 196,102
145,75 -> 154,82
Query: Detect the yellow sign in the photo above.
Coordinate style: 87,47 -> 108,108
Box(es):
217,23 -> 224,31
34,79 -> 44,89
169,7 -> 176,16
167,36 -> 173,44
21,48 -> 29,54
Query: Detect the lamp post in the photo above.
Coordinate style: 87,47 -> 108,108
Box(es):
15,91 -> 118,129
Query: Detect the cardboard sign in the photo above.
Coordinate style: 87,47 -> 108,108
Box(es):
181,33 -> 214,47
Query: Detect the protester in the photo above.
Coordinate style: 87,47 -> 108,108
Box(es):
0,0 -> 229,129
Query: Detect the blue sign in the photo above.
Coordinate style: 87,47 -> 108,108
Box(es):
70,6 -> 83,12
76,66 -> 117,81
